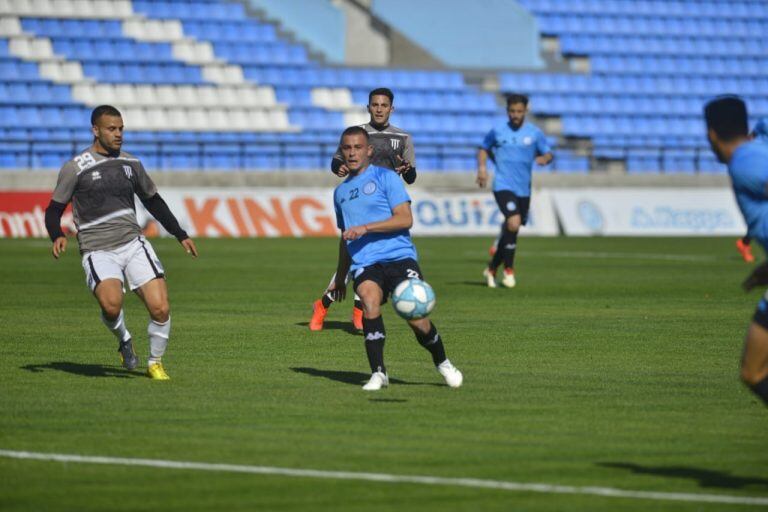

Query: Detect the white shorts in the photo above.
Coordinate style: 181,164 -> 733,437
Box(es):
82,236 -> 165,292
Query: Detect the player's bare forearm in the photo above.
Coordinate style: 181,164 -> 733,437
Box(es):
180,238 -> 198,258
536,152 -> 554,166
333,237 -> 351,300
476,149 -> 489,187
51,236 -> 67,259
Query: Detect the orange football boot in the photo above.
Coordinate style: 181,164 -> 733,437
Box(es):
737,238 -> 755,263
309,299 -> 328,331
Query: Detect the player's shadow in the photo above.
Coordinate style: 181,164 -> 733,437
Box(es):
598,462 -> 768,491
295,321 -> 360,336
291,367 -> 441,387
20,361 -> 139,379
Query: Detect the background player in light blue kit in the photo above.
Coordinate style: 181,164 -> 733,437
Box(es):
705,95 -> 768,406
329,126 -> 462,391
476,94 -> 553,288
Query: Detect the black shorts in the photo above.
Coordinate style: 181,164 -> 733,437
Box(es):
494,190 -> 530,225
753,296 -> 768,329
353,258 -> 424,302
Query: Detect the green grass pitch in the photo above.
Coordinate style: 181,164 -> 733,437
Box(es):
0,236 -> 766,511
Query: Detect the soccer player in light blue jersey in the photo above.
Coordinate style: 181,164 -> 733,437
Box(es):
476,94 -> 553,288
329,126 -> 462,391
705,95 -> 768,407
736,118 -> 768,263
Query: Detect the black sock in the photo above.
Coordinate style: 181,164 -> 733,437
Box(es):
743,236 -> 752,245
750,376 -> 768,406
362,315 -> 386,374
321,294 -> 333,309
416,322 -> 447,366
489,223 -> 506,270
503,231 -> 518,269
354,299 -> 362,310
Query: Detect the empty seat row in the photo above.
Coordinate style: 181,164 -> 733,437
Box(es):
21,18 -> 122,37
181,21 -> 277,43
590,55 -> 768,77
213,42 -> 308,65
51,38 -> 175,63
501,73 -> 768,96
530,95 -> 768,118
132,1 -> 246,21
112,107 -> 293,132
0,82 -> 72,104
244,66 -> 466,90
562,116 -> 704,136
3,0 -> 133,18
539,14 -> 766,37
81,62 -> 204,84
559,34 -> 768,56
71,83 -> 278,108
518,0 -> 767,19
349,89 -> 498,113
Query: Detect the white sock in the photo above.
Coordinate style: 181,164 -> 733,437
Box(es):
148,316 -> 170,366
101,310 -> 131,343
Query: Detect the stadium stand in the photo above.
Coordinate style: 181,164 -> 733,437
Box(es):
1,0 -> 761,173
506,0 -> 768,173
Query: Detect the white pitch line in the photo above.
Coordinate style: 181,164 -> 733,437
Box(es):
1,450 -> 767,506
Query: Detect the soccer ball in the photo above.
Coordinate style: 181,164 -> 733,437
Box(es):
391,278 -> 436,320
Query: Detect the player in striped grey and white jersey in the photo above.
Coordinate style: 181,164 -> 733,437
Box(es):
45,105 -> 197,380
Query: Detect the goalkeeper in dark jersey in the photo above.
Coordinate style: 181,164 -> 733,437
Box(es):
310,88 -> 417,331
45,105 -> 197,380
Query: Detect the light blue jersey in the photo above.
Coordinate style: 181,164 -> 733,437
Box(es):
481,121 -> 551,197
729,140 -> 768,250
334,164 -> 417,271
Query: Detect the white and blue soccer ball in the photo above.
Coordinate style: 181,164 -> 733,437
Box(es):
391,278 -> 436,320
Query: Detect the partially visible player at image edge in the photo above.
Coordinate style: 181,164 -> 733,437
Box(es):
310,87 -> 417,331
735,118 -> 768,263
705,95 -> 768,406
45,105 -> 198,380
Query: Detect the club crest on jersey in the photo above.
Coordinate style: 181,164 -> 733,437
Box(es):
363,181 -> 377,195
390,138 -> 400,150
91,170 -> 101,181
123,165 -> 132,179
523,136 -> 533,146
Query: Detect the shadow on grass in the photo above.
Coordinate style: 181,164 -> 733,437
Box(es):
598,462 -> 768,490
290,367 -> 441,387
295,321 -> 360,336
447,281 -> 494,287
369,398 -> 408,403
20,361 -> 139,379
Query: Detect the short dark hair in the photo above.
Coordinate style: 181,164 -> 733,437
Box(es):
368,87 -> 394,105
91,105 -> 122,126
340,126 -> 369,142
704,95 -> 748,141
506,93 -> 529,108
